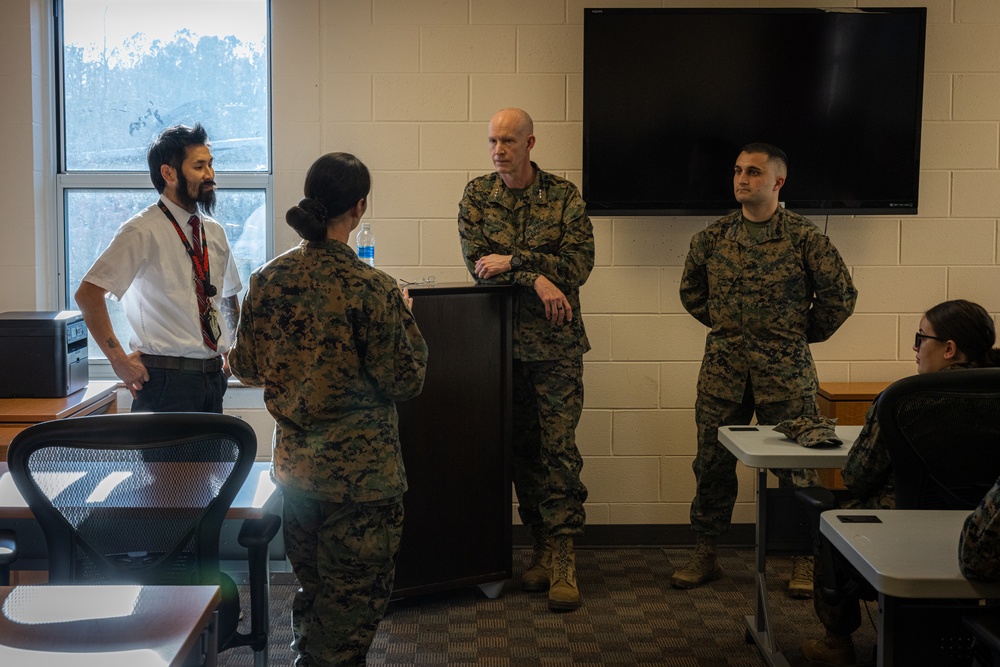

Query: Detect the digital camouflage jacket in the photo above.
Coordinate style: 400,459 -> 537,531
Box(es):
230,239 -> 428,503
680,207 -> 857,403
458,164 -> 594,362
961,474 -> 1000,581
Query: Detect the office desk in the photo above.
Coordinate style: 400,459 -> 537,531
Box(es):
0,381 -> 118,459
0,584 -> 220,666
718,424 -> 863,667
822,509 -> 1000,666
0,460 -> 278,520
0,461 -> 279,667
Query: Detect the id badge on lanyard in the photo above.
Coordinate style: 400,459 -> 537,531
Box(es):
206,307 -> 222,344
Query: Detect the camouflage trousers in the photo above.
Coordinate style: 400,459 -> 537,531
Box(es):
813,496 -> 869,635
282,489 -> 404,667
690,384 -> 821,537
512,357 -> 588,538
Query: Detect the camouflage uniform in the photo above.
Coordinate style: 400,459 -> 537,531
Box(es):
814,397 -> 893,635
960,475 -> 1000,581
818,362 -> 977,633
230,238 -> 428,667
679,207 -> 857,537
458,163 -> 593,537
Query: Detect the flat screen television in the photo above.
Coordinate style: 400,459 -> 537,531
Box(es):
583,7 -> 927,216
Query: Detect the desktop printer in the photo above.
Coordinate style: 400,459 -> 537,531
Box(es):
0,311 -> 89,398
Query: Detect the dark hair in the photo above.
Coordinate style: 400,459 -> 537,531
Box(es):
925,299 -> 1000,367
741,142 -> 788,172
147,124 -> 211,193
285,153 -> 371,243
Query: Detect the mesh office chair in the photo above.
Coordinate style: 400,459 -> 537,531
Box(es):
879,368 -> 1000,510
799,367 -> 1000,664
6,412 -> 260,658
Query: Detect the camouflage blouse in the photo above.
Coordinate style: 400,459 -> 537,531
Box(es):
840,398 -> 895,510
960,475 -> 1000,581
680,207 -> 857,403
458,164 -> 594,361
230,239 -> 428,503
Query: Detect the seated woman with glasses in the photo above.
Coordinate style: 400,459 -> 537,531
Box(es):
803,299 -> 1000,666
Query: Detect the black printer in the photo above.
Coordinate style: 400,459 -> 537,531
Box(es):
0,311 -> 89,398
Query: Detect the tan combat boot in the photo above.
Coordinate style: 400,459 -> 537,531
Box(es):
788,554 -> 814,599
521,534 -> 552,592
801,631 -> 857,666
547,536 -> 582,611
669,535 -> 722,589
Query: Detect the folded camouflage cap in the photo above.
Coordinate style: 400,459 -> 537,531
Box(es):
773,415 -> 843,448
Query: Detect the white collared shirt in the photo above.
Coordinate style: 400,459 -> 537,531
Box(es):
81,198 -> 243,358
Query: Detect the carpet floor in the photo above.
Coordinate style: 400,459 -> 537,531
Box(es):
218,547 -> 879,666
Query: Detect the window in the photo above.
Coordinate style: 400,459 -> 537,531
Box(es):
56,0 -> 271,362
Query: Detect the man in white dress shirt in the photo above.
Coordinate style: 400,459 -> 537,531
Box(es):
75,123 -> 242,413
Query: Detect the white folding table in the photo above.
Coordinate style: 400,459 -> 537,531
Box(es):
718,423 -> 863,667
821,509 -> 1000,666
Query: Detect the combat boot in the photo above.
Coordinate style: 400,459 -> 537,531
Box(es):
788,554 -> 814,599
669,534 -> 722,589
547,536 -> 582,611
801,631 -> 857,666
521,534 -> 552,592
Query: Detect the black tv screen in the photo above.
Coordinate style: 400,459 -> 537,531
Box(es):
583,7 -> 927,216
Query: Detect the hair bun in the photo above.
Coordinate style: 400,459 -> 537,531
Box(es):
298,197 -> 328,222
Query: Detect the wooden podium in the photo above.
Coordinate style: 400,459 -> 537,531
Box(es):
392,283 -> 513,599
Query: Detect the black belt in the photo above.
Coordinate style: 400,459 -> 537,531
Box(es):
141,355 -> 223,374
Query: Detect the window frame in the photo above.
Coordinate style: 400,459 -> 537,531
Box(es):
52,0 -> 274,374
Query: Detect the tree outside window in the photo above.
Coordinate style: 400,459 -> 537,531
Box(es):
58,0 -> 270,361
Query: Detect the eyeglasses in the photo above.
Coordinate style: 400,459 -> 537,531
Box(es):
914,332 -> 948,348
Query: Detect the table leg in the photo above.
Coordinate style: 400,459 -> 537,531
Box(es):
743,467 -> 791,667
877,592 -> 894,667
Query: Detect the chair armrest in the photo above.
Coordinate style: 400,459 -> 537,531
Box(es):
794,486 -> 838,513
224,513 -> 281,654
237,513 -> 281,549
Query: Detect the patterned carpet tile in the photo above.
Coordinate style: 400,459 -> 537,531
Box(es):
219,547 -> 879,666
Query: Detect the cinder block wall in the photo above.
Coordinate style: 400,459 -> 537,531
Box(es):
5,0 -> 1000,531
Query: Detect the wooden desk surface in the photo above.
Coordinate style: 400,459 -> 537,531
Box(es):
0,381 -> 118,423
817,381 -> 893,401
821,509 -> 1000,599
0,460 -> 277,520
0,584 -> 219,666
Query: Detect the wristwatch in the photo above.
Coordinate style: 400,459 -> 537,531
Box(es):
510,254 -> 523,269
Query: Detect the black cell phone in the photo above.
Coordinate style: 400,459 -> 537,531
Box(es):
837,515 -> 882,523
729,426 -> 759,432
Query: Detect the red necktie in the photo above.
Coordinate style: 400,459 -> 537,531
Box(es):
189,216 -> 217,351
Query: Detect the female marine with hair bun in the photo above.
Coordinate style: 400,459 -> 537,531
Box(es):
230,152 -> 428,666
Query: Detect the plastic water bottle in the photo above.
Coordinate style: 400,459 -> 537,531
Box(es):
356,222 -> 375,267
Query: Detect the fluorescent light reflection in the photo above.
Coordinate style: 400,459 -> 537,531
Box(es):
0,647 -> 166,666
85,471 -> 133,503
4,585 -> 140,624
31,472 -> 87,501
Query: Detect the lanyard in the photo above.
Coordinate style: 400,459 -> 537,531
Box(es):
157,200 -> 217,297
